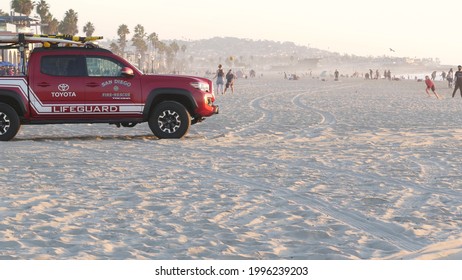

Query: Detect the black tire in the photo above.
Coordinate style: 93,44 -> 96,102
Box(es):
148,101 -> 191,139
0,103 -> 21,141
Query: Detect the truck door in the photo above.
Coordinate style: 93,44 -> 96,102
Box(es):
28,54 -> 86,119
83,55 -> 143,119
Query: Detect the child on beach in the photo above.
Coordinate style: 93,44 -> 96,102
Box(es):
425,75 -> 441,99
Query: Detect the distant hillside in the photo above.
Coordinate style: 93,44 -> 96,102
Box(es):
182,37 -> 330,58
102,37 -> 442,73
170,37 -> 442,72
171,37 -> 332,71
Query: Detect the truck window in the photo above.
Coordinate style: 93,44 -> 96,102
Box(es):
86,56 -> 124,77
41,56 -> 85,76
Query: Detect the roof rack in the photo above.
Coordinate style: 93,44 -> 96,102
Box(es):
0,33 -> 103,48
1,33 -> 104,74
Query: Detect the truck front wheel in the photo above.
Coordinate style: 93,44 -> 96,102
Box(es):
148,101 -> 191,139
0,103 -> 21,141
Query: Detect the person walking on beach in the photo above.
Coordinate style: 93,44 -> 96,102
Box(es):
447,68 -> 454,88
224,69 -> 236,94
452,65 -> 462,98
425,75 -> 441,99
213,64 -> 225,95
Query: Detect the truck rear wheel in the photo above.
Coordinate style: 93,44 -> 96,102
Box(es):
148,101 -> 191,139
0,103 -> 21,141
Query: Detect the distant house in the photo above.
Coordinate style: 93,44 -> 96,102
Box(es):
0,12 -> 41,33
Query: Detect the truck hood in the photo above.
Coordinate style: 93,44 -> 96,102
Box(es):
143,74 -> 211,83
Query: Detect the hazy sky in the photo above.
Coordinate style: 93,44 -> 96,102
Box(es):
2,0 -> 459,64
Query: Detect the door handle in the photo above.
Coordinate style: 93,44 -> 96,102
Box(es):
37,82 -> 50,87
86,83 -> 99,88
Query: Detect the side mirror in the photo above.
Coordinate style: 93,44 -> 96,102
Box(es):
121,67 -> 134,77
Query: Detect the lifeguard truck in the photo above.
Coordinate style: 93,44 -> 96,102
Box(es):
0,33 -> 218,141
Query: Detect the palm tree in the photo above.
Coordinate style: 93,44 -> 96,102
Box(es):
147,32 -> 159,55
117,24 -> 130,57
35,0 -> 49,18
180,44 -> 187,72
156,41 -> 167,72
47,17 -> 59,34
58,9 -> 78,35
11,0 -> 34,15
169,41 -> 179,56
83,22 -> 95,37
109,42 -> 121,56
147,32 -> 159,72
35,0 -> 51,34
132,24 -> 147,48
147,32 -> 158,46
168,41 -> 180,72
132,24 -> 147,69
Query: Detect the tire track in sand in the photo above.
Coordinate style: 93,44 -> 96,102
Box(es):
43,140 -> 427,253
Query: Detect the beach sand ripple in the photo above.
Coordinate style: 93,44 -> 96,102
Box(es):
2,77 -> 462,259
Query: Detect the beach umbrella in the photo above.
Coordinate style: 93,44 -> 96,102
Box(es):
0,61 -> 15,67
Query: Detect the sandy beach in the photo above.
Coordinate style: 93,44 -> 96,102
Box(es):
1,74 -> 462,260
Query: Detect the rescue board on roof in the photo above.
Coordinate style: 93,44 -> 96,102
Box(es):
0,33 -> 103,45
31,34 -> 103,43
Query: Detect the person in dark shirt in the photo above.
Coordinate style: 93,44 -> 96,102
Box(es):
224,69 -> 236,94
452,65 -> 462,98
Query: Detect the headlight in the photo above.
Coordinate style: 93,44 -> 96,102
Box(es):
190,82 -> 210,92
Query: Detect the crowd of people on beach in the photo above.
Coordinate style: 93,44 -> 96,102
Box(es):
365,69 -> 393,80
275,65 -> 462,101
0,66 -> 18,76
422,65 -> 462,99
279,67 -> 461,85
4,57 -> 460,101
283,72 -> 300,80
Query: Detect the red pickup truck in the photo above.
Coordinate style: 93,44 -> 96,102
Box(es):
0,42 -> 218,141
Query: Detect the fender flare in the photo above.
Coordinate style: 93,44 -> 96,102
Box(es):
143,88 -> 198,120
0,90 -> 28,116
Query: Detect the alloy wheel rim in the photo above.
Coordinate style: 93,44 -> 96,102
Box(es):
0,112 -> 10,135
158,110 -> 181,133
